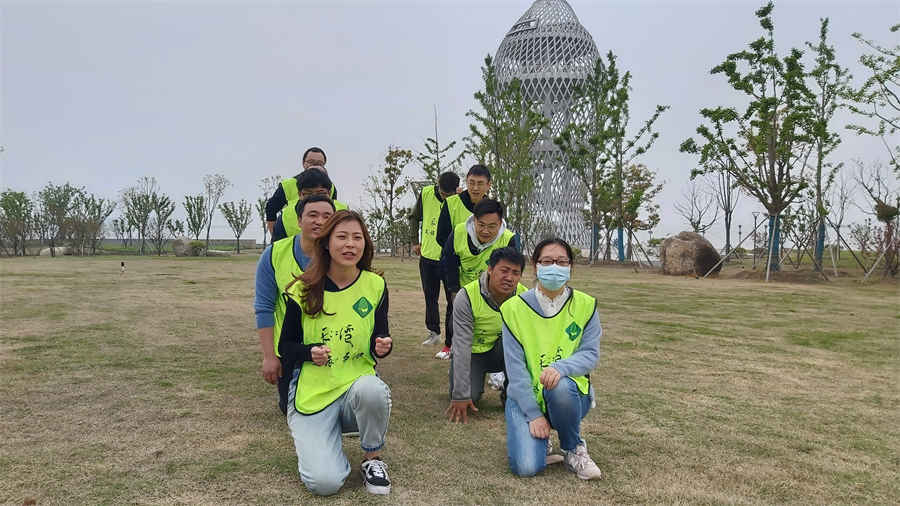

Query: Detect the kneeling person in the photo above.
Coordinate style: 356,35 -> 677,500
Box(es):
280,211 -> 394,496
447,248 -> 526,423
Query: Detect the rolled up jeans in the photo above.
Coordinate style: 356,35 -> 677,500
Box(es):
287,370 -> 392,495
505,377 -> 591,477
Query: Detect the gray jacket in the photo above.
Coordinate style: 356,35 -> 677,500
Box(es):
450,270 -> 502,401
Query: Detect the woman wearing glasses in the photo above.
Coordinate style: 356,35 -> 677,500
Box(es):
499,238 -> 604,480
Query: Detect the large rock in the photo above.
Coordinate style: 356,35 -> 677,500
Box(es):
660,231 -> 722,276
206,249 -> 232,257
39,246 -> 72,257
171,236 -> 191,257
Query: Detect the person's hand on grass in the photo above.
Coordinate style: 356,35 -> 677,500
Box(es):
262,356 -> 281,384
529,417 -> 551,439
446,400 -> 478,423
311,345 -> 331,366
539,366 -> 561,390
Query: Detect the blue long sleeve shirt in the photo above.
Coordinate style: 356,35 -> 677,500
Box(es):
502,288 -> 602,423
253,235 -> 312,329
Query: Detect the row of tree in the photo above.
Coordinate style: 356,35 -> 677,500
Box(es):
0,173 -> 256,256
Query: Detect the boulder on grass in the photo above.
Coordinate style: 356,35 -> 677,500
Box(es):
171,236 -> 191,257
39,246 -> 73,257
660,231 -> 722,277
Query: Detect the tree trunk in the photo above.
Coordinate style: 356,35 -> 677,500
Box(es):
617,227 -> 625,262
814,219 -> 826,272
768,215 -> 782,272
724,211 -> 732,256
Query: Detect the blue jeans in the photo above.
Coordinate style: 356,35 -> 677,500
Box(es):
287,371 -> 392,495
506,377 -> 592,477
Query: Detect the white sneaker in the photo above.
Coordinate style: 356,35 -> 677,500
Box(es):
434,347 -> 451,360
361,458 -> 391,495
546,440 -> 564,466
564,444 -> 602,480
421,331 -> 441,345
487,372 -> 505,391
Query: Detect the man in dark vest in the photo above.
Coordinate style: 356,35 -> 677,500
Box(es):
408,171 -> 461,346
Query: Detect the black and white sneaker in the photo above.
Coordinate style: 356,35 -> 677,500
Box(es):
361,457 -> 391,495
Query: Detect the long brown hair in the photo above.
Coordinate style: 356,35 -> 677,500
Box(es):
288,210 -> 376,318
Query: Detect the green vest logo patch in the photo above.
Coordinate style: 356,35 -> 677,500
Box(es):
353,297 -> 374,318
565,322 -> 582,341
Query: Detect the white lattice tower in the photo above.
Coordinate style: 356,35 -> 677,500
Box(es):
494,0 -> 599,247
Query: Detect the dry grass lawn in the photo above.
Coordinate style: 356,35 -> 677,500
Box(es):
1,255 -> 898,505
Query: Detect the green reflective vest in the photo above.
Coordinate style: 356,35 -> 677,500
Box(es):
270,236 -> 304,358
287,270 -> 386,415
500,290 -> 596,413
280,177 -> 346,238
463,277 -> 527,354
453,223 -> 514,287
444,194 -> 472,230
420,185 -> 443,261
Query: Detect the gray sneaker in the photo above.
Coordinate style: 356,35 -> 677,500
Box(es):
564,444 -> 602,480
421,331 -> 441,345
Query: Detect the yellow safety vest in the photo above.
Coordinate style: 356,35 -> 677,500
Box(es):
279,177 -> 346,238
463,277 -> 527,354
453,223 -> 514,287
500,290 -> 596,413
444,193 -> 472,230
270,236 -> 304,357
420,185 -> 443,261
288,270 -> 386,415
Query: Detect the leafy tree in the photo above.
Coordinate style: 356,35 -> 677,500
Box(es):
148,193 -> 177,256
111,218 -> 132,248
0,190 -> 33,256
805,18 -> 850,270
846,24 -> 899,172
122,177 -> 157,256
621,164 -> 663,259
220,199 -> 253,254
202,174 -> 231,254
680,2 -> 815,272
37,182 -> 82,257
556,52 -> 667,262
365,146 -> 413,255
72,192 -> 116,255
183,194 -> 207,241
466,54 -> 549,247
674,180 -> 718,235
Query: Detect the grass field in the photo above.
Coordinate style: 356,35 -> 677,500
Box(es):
1,255 -> 898,505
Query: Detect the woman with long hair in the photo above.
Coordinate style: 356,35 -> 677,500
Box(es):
279,210 -> 394,496
499,237 -> 604,480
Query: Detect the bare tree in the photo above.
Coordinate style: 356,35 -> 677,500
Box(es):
220,199 -> 253,254
706,170 -> 740,255
826,171 -> 855,259
854,161 -> 899,276
674,180 -> 718,235
202,174 -> 231,254
258,175 -> 281,248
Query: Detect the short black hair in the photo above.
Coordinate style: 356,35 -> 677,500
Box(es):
488,247 -> 525,271
294,194 -> 335,218
473,198 -> 504,220
467,164 -> 492,182
302,147 -> 327,164
531,237 -> 574,265
438,172 -> 460,194
296,169 -> 333,191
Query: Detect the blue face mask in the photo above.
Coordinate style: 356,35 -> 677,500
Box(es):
536,264 -> 570,291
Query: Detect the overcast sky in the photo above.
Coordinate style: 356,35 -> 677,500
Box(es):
1,0 -> 897,245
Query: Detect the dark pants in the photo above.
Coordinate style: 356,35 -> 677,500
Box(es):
448,340 -> 506,404
420,257 -> 452,338
272,216 -> 287,243
277,343 -> 298,415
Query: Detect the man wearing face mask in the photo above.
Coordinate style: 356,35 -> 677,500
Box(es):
438,198 -> 521,360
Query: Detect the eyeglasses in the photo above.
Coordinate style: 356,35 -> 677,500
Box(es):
300,189 -> 330,198
537,257 -> 570,267
475,222 -> 499,231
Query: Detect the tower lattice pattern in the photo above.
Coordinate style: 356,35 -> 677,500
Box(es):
494,0 -> 599,248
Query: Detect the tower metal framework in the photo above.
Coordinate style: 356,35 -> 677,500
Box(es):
494,0 -> 599,248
